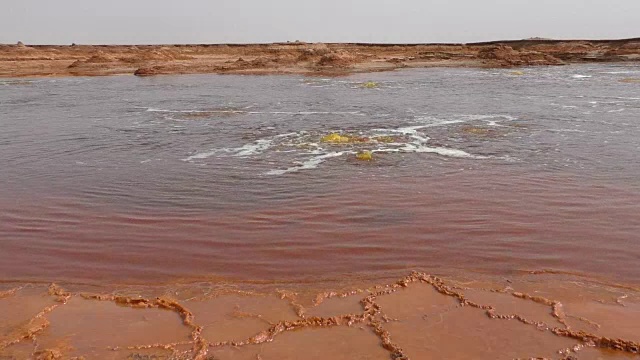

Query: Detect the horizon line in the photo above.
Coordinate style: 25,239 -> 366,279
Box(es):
3,36 -> 640,47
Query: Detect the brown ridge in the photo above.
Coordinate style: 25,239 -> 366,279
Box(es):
1,39 -> 639,78
0,287 -> 21,300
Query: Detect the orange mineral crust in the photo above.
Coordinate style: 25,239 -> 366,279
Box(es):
1,271 -> 639,359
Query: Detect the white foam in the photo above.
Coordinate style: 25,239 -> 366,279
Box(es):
233,139 -> 273,157
183,132 -> 298,161
276,132 -> 300,138
266,152 -> 345,175
371,148 -> 401,153
402,144 -> 487,159
572,75 -> 592,79
377,126 -> 432,145
183,149 -> 223,161
184,142 -> 269,161
381,125 -> 429,135
413,114 -> 517,128
459,114 -> 518,121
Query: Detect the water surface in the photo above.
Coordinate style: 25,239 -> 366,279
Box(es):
1,65 -> 639,284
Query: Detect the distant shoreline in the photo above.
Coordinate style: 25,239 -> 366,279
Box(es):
5,36 -> 640,47
1,38 -> 639,78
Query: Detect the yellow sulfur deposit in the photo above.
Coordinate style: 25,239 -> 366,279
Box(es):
510,71 -> 525,76
355,151 -> 373,161
321,133 -> 370,144
321,133 -> 351,143
361,81 -> 379,88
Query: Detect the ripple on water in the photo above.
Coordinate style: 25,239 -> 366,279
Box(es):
183,114 -> 517,175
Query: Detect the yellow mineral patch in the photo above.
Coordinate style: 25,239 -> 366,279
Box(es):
510,71 -> 525,76
349,136 -> 370,143
320,133 -> 369,144
355,151 -> 373,161
619,78 -> 640,83
361,81 -> 379,88
321,133 -> 351,143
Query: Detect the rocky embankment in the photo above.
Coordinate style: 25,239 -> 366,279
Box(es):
1,38 -> 639,77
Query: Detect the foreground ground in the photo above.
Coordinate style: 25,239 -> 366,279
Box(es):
1,38 -> 640,78
1,271 -> 639,359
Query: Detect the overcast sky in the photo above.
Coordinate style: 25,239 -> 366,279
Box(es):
2,0 -> 639,44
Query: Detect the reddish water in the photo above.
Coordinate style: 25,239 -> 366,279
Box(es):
2,167 -> 638,284
1,65 -> 639,285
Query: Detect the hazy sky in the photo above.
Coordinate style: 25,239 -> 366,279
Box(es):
2,0 -> 639,44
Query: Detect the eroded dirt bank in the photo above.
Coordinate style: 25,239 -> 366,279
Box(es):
1,271 -> 639,359
1,38 -> 640,78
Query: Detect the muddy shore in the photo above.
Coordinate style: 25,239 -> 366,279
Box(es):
1,271 -> 639,359
1,38 -> 640,78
